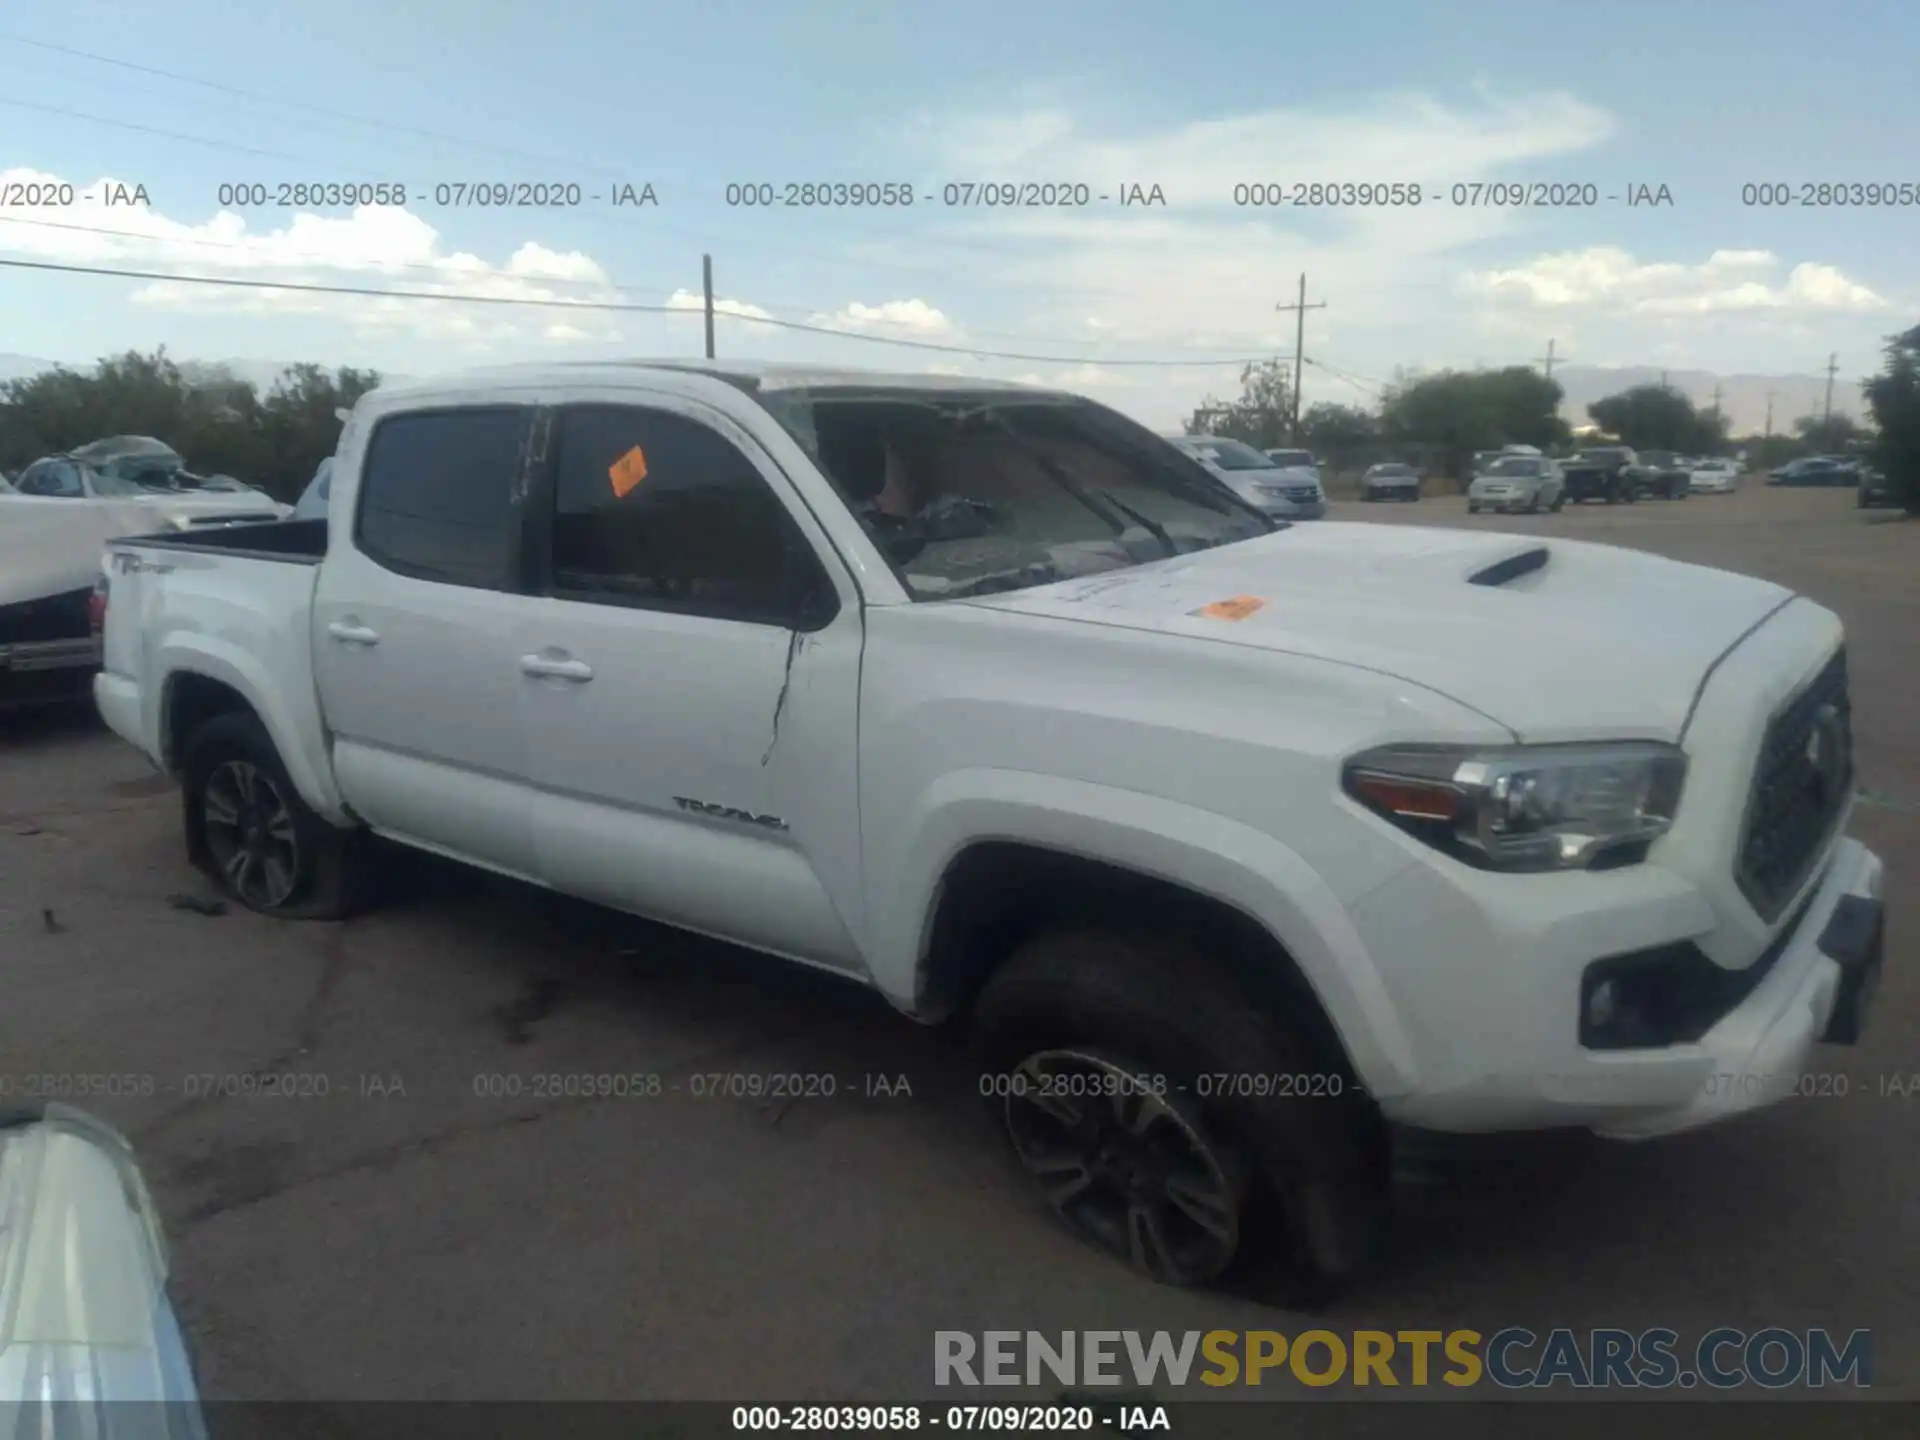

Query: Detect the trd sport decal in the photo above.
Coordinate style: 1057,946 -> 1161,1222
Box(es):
673,796 -> 789,831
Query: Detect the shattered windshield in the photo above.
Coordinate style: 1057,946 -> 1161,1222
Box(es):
752,387 -> 1275,599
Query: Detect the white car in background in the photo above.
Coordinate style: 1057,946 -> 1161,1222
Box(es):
1690,458 -> 1743,494
1467,454 -> 1566,514
2,453 -> 289,709
1164,434 -> 1326,518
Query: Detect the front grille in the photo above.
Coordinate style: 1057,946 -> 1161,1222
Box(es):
1285,486 -> 1320,502
0,586 -> 93,647
1735,648 -> 1852,921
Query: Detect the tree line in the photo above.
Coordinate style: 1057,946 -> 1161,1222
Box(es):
4,336 -> 1915,514
1187,330 -> 1919,512
0,349 -> 380,504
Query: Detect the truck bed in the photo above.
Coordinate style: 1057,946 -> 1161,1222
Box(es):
96,520 -> 331,780
109,517 -> 328,563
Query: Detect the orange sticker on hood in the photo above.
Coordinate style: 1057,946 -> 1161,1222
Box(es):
608,445 -> 649,497
1194,595 -> 1266,621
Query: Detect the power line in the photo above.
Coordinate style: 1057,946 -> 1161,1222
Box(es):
1302,356 -> 1379,398
1,214 -> 1287,356
0,32 -> 637,181
0,255 -> 1265,368
0,96 -> 308,161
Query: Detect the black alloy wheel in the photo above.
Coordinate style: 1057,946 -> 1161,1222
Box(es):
200,759 -> 301,909
1004,1049 -> 1245,1285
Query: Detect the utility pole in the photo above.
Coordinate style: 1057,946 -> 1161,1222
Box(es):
1659,369 -> 1669,389
1822,352 -> 1838,427
1275,273 -> 1327,443
702,253 -> 716,360
1764,391 -> 1774,440
1536,339 -> 1560,381
1711,382 -> 1723,417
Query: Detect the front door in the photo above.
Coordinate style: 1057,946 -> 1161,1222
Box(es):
515,394 -> 868,973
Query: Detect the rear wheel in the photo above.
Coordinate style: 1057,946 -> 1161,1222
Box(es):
181,713 -> 372,919
1550,490 -> 1567,512
972,927 -> 1386,1300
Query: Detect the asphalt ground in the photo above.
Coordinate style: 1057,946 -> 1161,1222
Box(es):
2,481 -> 1913,1405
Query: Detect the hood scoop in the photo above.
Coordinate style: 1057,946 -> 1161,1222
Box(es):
1467,545 -> 1551,588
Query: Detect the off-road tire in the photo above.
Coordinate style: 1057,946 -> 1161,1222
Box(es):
971,926 -> 1388,1303
180,712 -> 373,919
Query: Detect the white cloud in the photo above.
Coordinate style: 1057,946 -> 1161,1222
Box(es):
1459,246 -> 1888,315
897,90 -> 1616,354
664,287 -> 773,321
0,167 -> 623,344
813,298 -> 951,333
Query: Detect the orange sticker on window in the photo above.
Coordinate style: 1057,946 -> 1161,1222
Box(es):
608,445 -> 649,497
1194,595 -> 1266,621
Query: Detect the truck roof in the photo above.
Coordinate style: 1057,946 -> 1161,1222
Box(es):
363,360 -> 1062,405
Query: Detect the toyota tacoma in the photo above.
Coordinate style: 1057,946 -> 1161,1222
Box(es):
91,362 -> 1887,1297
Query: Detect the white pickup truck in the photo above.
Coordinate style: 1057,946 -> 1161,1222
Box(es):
93,361 -> 1886,1295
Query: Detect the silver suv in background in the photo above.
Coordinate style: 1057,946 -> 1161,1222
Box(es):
1263,447 -> 1321,483
1163,434 -> 1326,518
1468,454 -> 1566,514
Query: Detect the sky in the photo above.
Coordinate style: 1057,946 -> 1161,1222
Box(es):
3,0 -> 1917,428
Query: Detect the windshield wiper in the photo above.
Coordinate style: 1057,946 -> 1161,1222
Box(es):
1023,452 -> 1180,558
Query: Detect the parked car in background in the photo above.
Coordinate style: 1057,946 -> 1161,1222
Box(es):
1358,462 -> 1422,502
1857,466 -> 1898,509
1689,458 -> 1742,494
2,455 -> 288,711
1467,454 -> 1564,513
93,359 -> 1887,1297
1262,448 -> 1321,483
8,453 -> 288,519
1628,450 -> 1692,500
1165,434 -> 1326,518
1560,446 -> 1639,504
1770,456 -> 1858,487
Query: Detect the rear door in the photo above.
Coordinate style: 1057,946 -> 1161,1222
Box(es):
514,392 -> 869,974
312,403 -> 545,880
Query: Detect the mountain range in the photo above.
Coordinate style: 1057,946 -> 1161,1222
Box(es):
1549,365 -> 1864,436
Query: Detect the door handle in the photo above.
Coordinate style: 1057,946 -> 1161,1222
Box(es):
326,621 -> 380,646
519,654 -> 594,682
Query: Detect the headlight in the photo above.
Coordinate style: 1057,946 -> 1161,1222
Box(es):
1342,741 -> 1687,871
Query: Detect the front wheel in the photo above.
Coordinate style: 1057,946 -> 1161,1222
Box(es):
181,712 -> 372,919
1466,502 -> 1480,514
972,928 -> 1387,1299
1550,491 -> 1567,512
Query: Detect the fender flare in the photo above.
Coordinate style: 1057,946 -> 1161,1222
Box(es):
876,769 -> 1420,1100
154,637 -> 350,825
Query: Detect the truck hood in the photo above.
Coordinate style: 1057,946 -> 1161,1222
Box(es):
964,523 -> 1795,740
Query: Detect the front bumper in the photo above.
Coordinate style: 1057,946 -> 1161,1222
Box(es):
1468,488 -> 1540,511
1254,497 -> 1325,520
1358,836 -> 1884,1135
